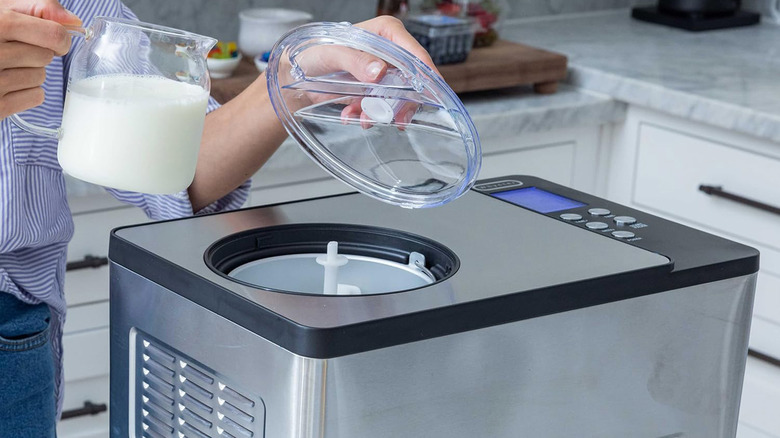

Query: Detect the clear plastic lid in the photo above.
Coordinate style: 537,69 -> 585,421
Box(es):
266,22 -> 481,208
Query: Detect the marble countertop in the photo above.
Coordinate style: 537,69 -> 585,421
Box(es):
501,10 -> 780,143
461,83 -> 625,138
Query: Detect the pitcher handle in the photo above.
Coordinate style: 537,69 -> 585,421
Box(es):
8,26 -> 91,140
9,114 -> 62,139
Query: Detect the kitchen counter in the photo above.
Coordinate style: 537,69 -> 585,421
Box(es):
461,83 -> 625,138
500,10 -> 780,143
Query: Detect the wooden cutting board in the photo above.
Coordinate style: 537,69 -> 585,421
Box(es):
210,40 -> 567,104
438,40 -> 567,94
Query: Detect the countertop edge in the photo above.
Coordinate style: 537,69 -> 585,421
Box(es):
567,64 -> 780,144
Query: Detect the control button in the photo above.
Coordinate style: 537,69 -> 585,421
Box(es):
560,213 -> 583,221
612,230 -> 636,239
586,221 -> 608,230
588,208 -> 611,216
613,216 -> 637,226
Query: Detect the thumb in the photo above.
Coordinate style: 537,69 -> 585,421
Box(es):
12,0 -> 82,26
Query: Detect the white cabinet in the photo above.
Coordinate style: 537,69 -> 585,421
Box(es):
477,125 -> 605,193
58,204 -> 148,438
740,357 -> 780,438
605,104 -> 780,438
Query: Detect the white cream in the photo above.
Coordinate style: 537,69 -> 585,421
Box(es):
58,75 -> 209,194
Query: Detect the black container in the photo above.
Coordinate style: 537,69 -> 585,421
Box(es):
658,0 -> 740,16
403,15 -> 474,65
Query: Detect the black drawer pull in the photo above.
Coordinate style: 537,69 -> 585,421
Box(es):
699,185 -> 780,216
748,349 -> 780,368
61,401 -> 107,420
66,255 -> 109,271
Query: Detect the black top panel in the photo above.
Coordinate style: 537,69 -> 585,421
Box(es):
110,176 -> 758,358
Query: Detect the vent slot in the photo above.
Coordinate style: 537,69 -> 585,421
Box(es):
142,426 -> 169,438
134,334 -> 265,438
218,414 -> 254,437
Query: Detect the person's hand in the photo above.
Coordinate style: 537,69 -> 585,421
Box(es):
350,16 -> 439,128
354,15 -> 438,76
275,16 -> 439,128
0,0 -> 81,118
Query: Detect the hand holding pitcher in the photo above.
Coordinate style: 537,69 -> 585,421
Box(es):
0,0 -> 81,118
7,14 -> 216,194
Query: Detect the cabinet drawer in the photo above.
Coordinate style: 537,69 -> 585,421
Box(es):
64,301 -> 109,334
69,207 -> 148,263
633,124 -> 780,253
57,375 -> 109,438
63,327 -> 109,383
740,357 -> 780,437
481,142 -> 575,186
751,271 -> 780,359
754,272 -> 780,329
64,266 -> 109,307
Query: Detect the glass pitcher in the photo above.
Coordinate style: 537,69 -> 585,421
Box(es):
10,17 -> 217,194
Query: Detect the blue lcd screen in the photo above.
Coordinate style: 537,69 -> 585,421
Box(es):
491,187 -> 586,213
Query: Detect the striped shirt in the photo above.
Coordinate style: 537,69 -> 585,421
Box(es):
0,0 -> 249,416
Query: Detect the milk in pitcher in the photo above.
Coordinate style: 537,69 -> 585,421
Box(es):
58,74 -> 210,194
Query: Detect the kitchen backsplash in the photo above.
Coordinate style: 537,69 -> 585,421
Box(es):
122,0 -> 778,42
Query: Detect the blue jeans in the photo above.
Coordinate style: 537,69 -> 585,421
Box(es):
0,292 -> 56,438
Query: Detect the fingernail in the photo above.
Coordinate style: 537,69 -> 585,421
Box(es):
366,61 -> 383,79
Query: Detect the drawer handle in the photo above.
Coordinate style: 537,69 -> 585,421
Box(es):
748,349 -> 780,368
66,255 -> 109,271
60,401 -> 107,420
699,185 -> 780,216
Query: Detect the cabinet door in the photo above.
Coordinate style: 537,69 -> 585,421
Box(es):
69,207 -> 149,263
633,124 -> 780,251
478,125 -> 603,193
481,141 -> 575,185
740,357 -> 780,437
608,106 -> 780,361
62,327 -> 109,383
57,375 -> 110,438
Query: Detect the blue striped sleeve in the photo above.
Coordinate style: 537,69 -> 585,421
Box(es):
106,178 -> 250,220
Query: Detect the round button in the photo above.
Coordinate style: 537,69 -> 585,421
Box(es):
586,221 -> 608,230
612,230 -> 636,239
588,208 -> 611,216
613,216 -> 637,226
560,213 -> 582,221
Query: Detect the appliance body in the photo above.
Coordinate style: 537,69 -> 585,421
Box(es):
109,176 -> 758,438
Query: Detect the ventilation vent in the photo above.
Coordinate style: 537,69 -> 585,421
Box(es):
134,334 -> 264,438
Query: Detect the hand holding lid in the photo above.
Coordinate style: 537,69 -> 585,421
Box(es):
266,18 -> 481,209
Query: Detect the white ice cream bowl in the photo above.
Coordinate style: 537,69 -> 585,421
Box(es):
207,53 -> 243,79
238,8 -> 313,58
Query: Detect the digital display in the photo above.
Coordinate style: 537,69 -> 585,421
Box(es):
491,187 -> 586,213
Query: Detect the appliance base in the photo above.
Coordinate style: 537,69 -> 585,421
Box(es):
111,262 -> 756,438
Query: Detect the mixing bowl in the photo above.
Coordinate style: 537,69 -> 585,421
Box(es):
238,8 -> 313,58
